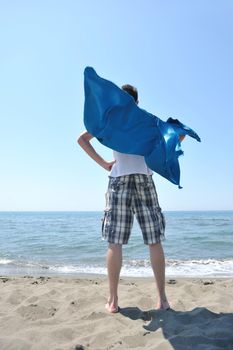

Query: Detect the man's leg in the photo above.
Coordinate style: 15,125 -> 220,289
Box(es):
149,242 -> 170,310
106,243 -> 122,312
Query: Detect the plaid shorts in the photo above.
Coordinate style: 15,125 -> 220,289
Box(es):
102,174 -> 165,245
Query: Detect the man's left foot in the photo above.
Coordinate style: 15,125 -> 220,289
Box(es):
156,299 -> 170,310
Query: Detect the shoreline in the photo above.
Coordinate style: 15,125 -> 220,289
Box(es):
0,275 -> 233,349
1,268 -> 233,279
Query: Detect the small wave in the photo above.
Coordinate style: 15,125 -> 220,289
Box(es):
0,259 -> 13,265
49,265 -> 107,275
123,258 -> 233,277
0,258 -> 49,270
1,258 -> 233,278
165,258 -> 233,277
166,258 -> 233,266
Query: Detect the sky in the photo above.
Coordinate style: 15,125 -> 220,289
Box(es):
0,0 -> 233,211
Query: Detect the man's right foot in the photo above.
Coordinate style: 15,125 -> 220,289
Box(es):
105,301 -> 119,313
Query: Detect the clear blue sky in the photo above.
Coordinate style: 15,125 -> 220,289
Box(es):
0,0 -> 233,211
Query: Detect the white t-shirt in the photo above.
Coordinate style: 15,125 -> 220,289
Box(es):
109,151 -> 153,177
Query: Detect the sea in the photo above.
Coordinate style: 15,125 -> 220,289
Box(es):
0,211 -> 233,278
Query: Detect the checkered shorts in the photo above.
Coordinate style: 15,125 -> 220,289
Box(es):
102,174 -> 165,245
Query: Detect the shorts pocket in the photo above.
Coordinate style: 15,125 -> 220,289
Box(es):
161,211 -> 166,231
101,209 -> 112,236
139,181 -> 152,190
109,178 -> 126,192
152,207 -> 166,233
138,176 -> 153,191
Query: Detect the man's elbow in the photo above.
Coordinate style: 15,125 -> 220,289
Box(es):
77,131 -> 93,145
77,135 -> 84,146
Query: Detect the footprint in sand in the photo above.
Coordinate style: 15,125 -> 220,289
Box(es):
7,290 -> 27,305
17,304 -> 57,321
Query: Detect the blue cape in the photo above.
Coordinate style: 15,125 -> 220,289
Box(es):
83,67 -> 201,187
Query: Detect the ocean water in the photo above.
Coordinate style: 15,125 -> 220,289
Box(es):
0,211 -> 233,277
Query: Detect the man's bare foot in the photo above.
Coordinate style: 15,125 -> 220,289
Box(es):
156,299 -> 170,310
105,301 -> 119,313
105,296 -> 118,313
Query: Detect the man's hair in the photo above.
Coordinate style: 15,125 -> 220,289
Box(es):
122,84 -> 138,103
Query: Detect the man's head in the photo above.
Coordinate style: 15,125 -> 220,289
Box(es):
122,84 -> 138,104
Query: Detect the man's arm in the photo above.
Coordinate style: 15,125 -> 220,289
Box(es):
77,131 -> 115,171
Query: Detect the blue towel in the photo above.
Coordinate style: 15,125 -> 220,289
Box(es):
83,67 -> 201,187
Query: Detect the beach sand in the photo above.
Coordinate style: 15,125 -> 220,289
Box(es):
0,275 -> 232,350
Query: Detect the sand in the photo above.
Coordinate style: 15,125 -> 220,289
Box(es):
0,275 -> 232,350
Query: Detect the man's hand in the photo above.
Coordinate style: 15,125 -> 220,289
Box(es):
102,160 -> 116,171
179,135 -> 186,142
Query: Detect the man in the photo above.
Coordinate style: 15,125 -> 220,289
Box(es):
78,84 -> 170,313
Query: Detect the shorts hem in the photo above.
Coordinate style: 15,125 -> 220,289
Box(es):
102,237 -> 128,245
144,234 -> 165,245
